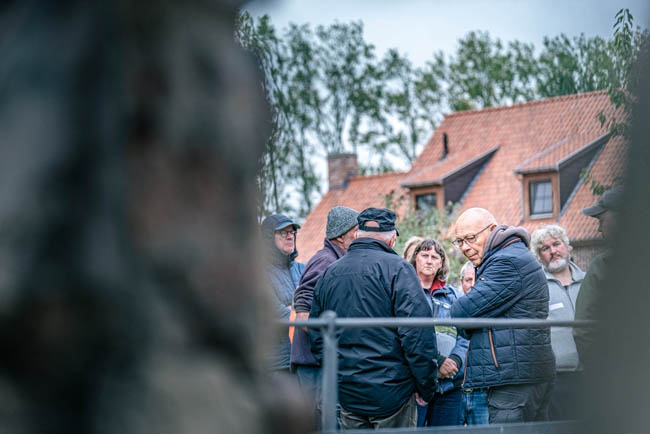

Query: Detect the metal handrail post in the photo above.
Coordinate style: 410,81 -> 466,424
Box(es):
321,311 -> 338,432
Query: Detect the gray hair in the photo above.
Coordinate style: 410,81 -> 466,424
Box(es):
357,229 -> 396,243
460,261 -> 474,279
530,224 -> 570,260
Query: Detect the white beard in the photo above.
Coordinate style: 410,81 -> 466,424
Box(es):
546,257 -> 569,273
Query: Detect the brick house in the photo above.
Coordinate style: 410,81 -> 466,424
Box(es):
296,90 -> 625,270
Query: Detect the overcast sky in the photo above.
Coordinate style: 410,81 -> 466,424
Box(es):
244,0 -> 650,66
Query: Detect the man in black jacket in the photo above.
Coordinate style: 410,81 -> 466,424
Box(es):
310,208 -> 439,429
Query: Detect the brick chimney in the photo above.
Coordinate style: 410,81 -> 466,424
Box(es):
328,153 -> 358,190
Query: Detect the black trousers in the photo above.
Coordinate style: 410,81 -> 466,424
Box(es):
549,371 -> 583,421
488,381 -> 554,424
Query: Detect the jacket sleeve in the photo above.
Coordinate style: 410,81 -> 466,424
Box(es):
393,264 -> 438,402
450,256 -> 523,319
308,274 -> 326,364
449,334 -> 469,370
293,255 -> 329,313
446,290 -> 468,368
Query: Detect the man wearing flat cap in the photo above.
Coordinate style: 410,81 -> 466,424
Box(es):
260,214 -> 305,373
291,206 -> 359,429
309,208 -> 439,429
574,186 -> 622,363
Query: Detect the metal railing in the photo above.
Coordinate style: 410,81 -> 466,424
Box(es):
284,313 -> 591,433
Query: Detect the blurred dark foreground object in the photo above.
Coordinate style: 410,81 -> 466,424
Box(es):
577,24 -> 650,434
0,2 -> 310,434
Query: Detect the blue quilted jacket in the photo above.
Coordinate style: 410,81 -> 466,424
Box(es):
450,226 -> 555,388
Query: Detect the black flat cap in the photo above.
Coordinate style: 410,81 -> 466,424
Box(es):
357,207 -> 399,235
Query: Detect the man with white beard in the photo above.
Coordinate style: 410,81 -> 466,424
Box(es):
531,224 -> 585,421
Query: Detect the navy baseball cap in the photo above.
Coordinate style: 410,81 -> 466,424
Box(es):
357,208 -> 399,235
261,214 -> 300,233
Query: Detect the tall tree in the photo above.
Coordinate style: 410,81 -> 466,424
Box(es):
536,34 -> 613,97
600,8 -> 650,138
235,13 -> 293,215
446,31 -> 538,110
361,49 -> 445,165
283,23 -> 321,215
313,21 -> 380,155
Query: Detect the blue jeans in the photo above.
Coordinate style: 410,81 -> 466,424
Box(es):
417,389 -> 463,426
460,389 -> 489,425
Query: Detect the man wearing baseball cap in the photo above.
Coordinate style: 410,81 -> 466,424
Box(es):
260,214 -> 305,373
574,186 -> 622,362
309,208 -> 439,429
291,206 -> 359,429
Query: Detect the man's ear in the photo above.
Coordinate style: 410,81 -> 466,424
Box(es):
388,234 -> 397,249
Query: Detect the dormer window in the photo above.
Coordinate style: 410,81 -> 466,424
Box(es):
521,172 -> 558,220
530,180 -> 553,216
409,185 -> 443,212
416,193 -> 437,211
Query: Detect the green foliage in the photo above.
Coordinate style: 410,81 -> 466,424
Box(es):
580,9 -> 649,195
367,50 -> 446,163
600,8 -> 650,139
447,31 -> 538,109
579,168 -> 611,196
236,14 -> 442,217
537,34 -> 612,97
392,204 -> 467,288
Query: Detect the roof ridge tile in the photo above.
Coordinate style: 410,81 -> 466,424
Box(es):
443,90 -> 609,120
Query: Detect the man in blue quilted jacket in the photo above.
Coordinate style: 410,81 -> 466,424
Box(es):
450,208 -> 555,423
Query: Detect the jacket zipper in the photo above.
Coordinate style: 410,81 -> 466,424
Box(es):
488,329 -> 499,368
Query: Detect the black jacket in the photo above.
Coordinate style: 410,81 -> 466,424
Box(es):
310,238 -> 438,417
450,226 -> 556,388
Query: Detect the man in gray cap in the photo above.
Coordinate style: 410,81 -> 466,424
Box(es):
310,208 -> 439,429
574,186 -> 622,362
291,206 -> 359,428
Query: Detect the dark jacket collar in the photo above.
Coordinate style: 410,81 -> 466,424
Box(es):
348,237 -> 397,255
324,238 -> 345,259
481,225 -> 530,265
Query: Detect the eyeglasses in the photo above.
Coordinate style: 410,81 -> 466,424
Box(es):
452,224 -> 492,248
276,229 -> 297,238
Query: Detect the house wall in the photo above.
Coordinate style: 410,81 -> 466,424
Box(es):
571,239 -> 605,271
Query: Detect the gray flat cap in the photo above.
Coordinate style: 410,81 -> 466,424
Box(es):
326,206 -> 359,239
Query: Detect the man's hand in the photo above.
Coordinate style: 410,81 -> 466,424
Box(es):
415,392 -> 428,406
438,357 -> 459,379
295,311 -> 309,332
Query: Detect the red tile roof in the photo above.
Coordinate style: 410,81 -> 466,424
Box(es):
297,90 -> 626,263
